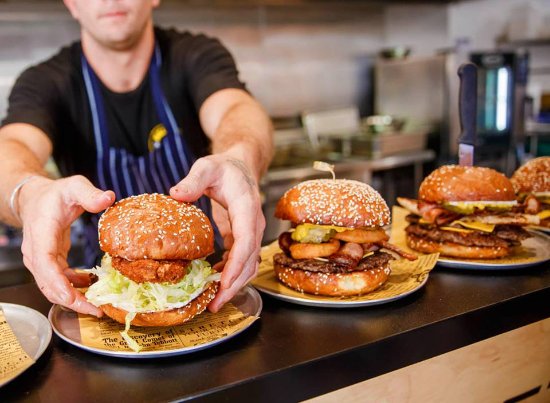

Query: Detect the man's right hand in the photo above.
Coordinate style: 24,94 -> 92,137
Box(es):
17,175 -> 115,316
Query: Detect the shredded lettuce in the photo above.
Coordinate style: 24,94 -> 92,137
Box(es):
121,312 -> 141,352
85,254 -> 221,313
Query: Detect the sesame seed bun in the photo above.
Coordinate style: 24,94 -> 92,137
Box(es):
510,157 -> 550,194
100,282 -> 218,327
274,179 -> 390,228
273,260 -> 391,296
98,193 -> 214,261
418,165 -> 515,203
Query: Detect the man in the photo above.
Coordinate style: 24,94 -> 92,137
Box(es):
0,0 -> 273,316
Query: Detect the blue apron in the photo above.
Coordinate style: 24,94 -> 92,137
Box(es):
81,44 -> 220,266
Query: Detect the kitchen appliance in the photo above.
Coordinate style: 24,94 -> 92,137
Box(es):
469,51 -> 529,173
374,50 -> 529,173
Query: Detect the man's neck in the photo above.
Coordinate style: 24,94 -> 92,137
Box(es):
82,25 -> 155,93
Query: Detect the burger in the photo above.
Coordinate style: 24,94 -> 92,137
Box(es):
397,165 -> 540,259
273,179 -> 416,297
510,157 -> 550,229
85,193 -> 220,348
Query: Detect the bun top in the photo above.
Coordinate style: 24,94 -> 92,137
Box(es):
510,157 -> 550,194
274,179 -> 390,228
99,193 -> 214,261
419,165 -> 515,203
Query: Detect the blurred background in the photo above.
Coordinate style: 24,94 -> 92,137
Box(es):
1,0 -> 549,282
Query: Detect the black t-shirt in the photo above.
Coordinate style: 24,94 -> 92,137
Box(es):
1,27 -> 247,182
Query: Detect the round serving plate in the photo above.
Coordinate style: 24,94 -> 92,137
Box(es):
255,273 -> 429,308
0,303 -> 52,387
436,230 -> 550,270
48,285 -> 262,359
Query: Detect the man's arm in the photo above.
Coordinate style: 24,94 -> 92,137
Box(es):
200,88 -> 273,180
170,88 -> 273,312
0,123 -> 113,315
0,124 -> 51,226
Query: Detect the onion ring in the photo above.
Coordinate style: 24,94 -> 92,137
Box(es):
289,238 -> 340,259
333,228 -> 388,243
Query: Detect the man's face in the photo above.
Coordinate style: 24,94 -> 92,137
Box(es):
64,0 -> 160,49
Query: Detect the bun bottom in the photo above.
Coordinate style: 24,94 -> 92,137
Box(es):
101,282 -> 218,327
274,261 -> 390,297
406,234 -> 509,259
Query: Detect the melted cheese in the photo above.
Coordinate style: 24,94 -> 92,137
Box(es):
538,210 -> 550,220
451,220 -> 496,233
444,200 -> 517,214
362,251 -> 374,258
440,226 -> 473,233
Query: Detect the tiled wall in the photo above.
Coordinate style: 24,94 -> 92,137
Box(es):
1,1 -> 549,120
0,2 -> 386,120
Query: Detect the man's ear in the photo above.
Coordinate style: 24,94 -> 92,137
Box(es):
63,0 -> 79,19
152,0 -> 161,9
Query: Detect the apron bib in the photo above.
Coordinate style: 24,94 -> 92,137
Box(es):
81,44 -> 219,266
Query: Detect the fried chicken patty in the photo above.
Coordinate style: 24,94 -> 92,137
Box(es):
111,256 -> 189,284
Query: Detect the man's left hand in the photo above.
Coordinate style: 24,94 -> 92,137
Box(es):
170,154 -> 265,312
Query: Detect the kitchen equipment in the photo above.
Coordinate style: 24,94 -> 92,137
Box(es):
349,131 -> 428,159
470,51 -> 529,173
457,63 -> 477,166
374,50 -> 529,172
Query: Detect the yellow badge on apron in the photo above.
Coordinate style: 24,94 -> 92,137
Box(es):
148,124 -> 168,151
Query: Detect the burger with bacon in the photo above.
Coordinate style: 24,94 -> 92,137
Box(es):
397,165 -> 540,259
273,179 -> 416,297
510,157 -> 550,229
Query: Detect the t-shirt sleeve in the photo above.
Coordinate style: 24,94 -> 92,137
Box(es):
180,34 -> 247,110
1,66 -> 59,142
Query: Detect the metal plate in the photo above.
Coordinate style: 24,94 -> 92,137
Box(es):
437,230 -> 550,270
255,273 -> 429,308
0,303 -> 52,387
48,286 -> 262,359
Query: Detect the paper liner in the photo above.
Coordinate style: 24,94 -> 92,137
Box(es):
252,240 -> 438,303
0,307 -> 34,384
391,206 -> 550,265
78,303 -> 257,352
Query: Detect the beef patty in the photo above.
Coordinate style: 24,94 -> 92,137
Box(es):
273,251 -> 394,274
405,223 -> 530,248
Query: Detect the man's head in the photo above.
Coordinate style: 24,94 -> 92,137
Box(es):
63,0 -> 160,50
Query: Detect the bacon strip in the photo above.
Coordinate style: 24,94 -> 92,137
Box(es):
278,232 -> 293,255
379,241 -> 418,261
329,242 -> 363,268
524,194 -> 541,214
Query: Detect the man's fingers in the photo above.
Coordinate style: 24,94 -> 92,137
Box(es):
220,196 -> 260,288
64,175 -> 115,213
209,257 -> 258,312
170,159 -> 219,202
64,268 -> 96,288
33,256 -> 103,316
25,220 -> 102,316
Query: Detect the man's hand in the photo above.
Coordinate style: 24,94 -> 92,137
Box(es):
170,154 -> 265,312
18,175 -> 115,316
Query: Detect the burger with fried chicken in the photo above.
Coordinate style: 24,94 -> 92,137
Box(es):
273,179 -> 416,297
86,194 -> 220,345
397,165 -> 540,259
510,157 -> 550,229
